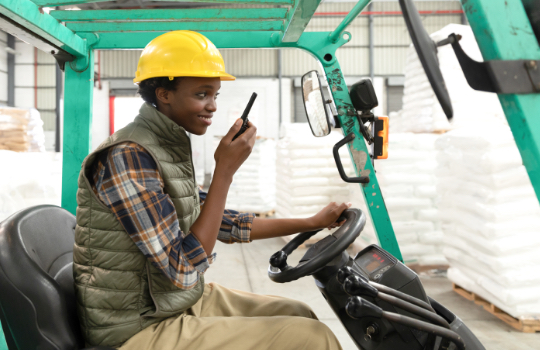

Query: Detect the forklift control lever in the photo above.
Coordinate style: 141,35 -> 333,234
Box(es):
346,296 -> 466,350
337,266 -> 435,312
342,275 -> 449,328
343,275 -> 378,297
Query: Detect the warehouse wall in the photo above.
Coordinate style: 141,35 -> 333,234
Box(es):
96,1 -> 463,118
0,32 -> 7,105
1,1 -> 464,151
14,40 -> 57,129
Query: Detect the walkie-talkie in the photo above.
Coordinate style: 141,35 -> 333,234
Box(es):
232,92 -> 257,141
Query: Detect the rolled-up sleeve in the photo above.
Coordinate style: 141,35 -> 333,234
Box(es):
93,143 -> 211,290
199,189 -> 255,244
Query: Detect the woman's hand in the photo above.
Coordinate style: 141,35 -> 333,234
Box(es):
310,202 -> 352,230
214,119 -> 257,180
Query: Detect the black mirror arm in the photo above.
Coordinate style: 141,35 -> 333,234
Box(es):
333,133 -> 370,184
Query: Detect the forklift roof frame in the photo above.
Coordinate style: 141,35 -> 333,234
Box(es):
0,0 -> 539,264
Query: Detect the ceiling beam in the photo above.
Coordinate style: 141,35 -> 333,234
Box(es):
94,30 -> 280,49
50,7 -> 289,21
32,0 -> 293,6
0,0 -> 86,57
67,19 -> 284,32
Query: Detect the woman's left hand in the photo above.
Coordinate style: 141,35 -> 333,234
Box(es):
310,202 -> 352,230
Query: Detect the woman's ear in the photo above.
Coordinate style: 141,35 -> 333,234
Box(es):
155,87 -> 170,105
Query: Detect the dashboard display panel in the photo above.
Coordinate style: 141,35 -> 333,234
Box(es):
355,247 -> 394,274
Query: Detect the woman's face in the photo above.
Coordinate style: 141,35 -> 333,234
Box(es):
155,77 -> 221,136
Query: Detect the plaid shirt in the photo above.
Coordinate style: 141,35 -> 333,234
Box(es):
91,142 -> 255,290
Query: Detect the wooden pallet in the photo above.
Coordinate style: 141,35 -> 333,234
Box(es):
452,283 -> 540,333
254,210 -> 275,218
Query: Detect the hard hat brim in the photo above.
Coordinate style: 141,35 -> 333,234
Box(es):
134,71 -> 236,84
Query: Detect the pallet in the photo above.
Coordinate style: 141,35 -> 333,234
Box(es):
254,210 -> 275,218
452,283 -> 540,333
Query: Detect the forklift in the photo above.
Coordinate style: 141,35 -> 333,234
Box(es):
0,0 -> 538,349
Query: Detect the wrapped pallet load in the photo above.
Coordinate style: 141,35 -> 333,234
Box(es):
383,23 -> 509,268
276,123 -> 353,244
225,137 -> 276,214
375,133 -> 446,266
435,124 -> 540,318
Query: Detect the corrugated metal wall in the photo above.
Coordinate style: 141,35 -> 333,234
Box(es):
13,40 -> 58,131
0,32 -> 7,105
36,49 -> 57,130
100,50 -> 140,79
99,1 -> 463,79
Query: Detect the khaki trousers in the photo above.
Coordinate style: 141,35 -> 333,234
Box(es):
120,282 -> 343,350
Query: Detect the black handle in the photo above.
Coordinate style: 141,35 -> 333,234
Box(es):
333,133 -> 370,184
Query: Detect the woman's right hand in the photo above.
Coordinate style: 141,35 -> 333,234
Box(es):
214,119 -> 257,179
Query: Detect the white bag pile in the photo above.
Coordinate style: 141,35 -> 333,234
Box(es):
435,125 -> 540,317
391,24 -> 506,133
0,151 -> 61,222
374,133 -> 446,266
225,138 -> 276,213
276,124 -> 352,241
0,107 -> 46,152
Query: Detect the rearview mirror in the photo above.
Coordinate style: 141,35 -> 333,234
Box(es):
301,70 -> 332,137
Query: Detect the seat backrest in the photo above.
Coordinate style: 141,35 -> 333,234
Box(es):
0,205 -> 83,350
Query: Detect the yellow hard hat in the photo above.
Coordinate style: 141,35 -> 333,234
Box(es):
133,30 -> 235,83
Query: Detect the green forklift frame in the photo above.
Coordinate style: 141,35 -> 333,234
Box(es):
0,0 -> 539,347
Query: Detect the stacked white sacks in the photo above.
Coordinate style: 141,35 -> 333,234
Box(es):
276,124 -> 352,241
0,107 -> 45,152
225,138 -> 277,213
435,125 -> 540,318
391,24 -> 505,133
373,133 -> 446,266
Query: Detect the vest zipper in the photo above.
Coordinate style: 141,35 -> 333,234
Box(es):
142,262 -> 162,318
186,133 -> 197,186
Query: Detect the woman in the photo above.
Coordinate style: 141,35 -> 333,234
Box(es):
73,30 -> 348,350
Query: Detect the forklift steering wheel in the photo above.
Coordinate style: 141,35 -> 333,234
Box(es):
268,209 -> 366,283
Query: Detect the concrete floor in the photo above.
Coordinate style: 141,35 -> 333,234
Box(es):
204,237 -> 539,350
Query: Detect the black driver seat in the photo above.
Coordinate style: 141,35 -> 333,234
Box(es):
0,205 -> 114,350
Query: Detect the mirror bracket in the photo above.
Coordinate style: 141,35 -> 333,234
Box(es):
356,112 -> 375,145
446,33 -> 540,94
332,115 -> 341,128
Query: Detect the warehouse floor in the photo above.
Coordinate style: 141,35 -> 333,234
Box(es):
205,237 -> 539,350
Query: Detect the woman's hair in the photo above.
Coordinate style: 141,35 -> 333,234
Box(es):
137,77 -> 180,106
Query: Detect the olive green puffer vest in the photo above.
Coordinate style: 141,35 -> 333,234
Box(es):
73,103 -> 204,348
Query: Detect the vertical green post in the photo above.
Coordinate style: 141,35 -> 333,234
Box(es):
461,0 -> 540,203
323,62 -> 403,261
61,51 -> 95,215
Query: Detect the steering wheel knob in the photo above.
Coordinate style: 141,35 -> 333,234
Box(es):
269,250 -> 288,270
